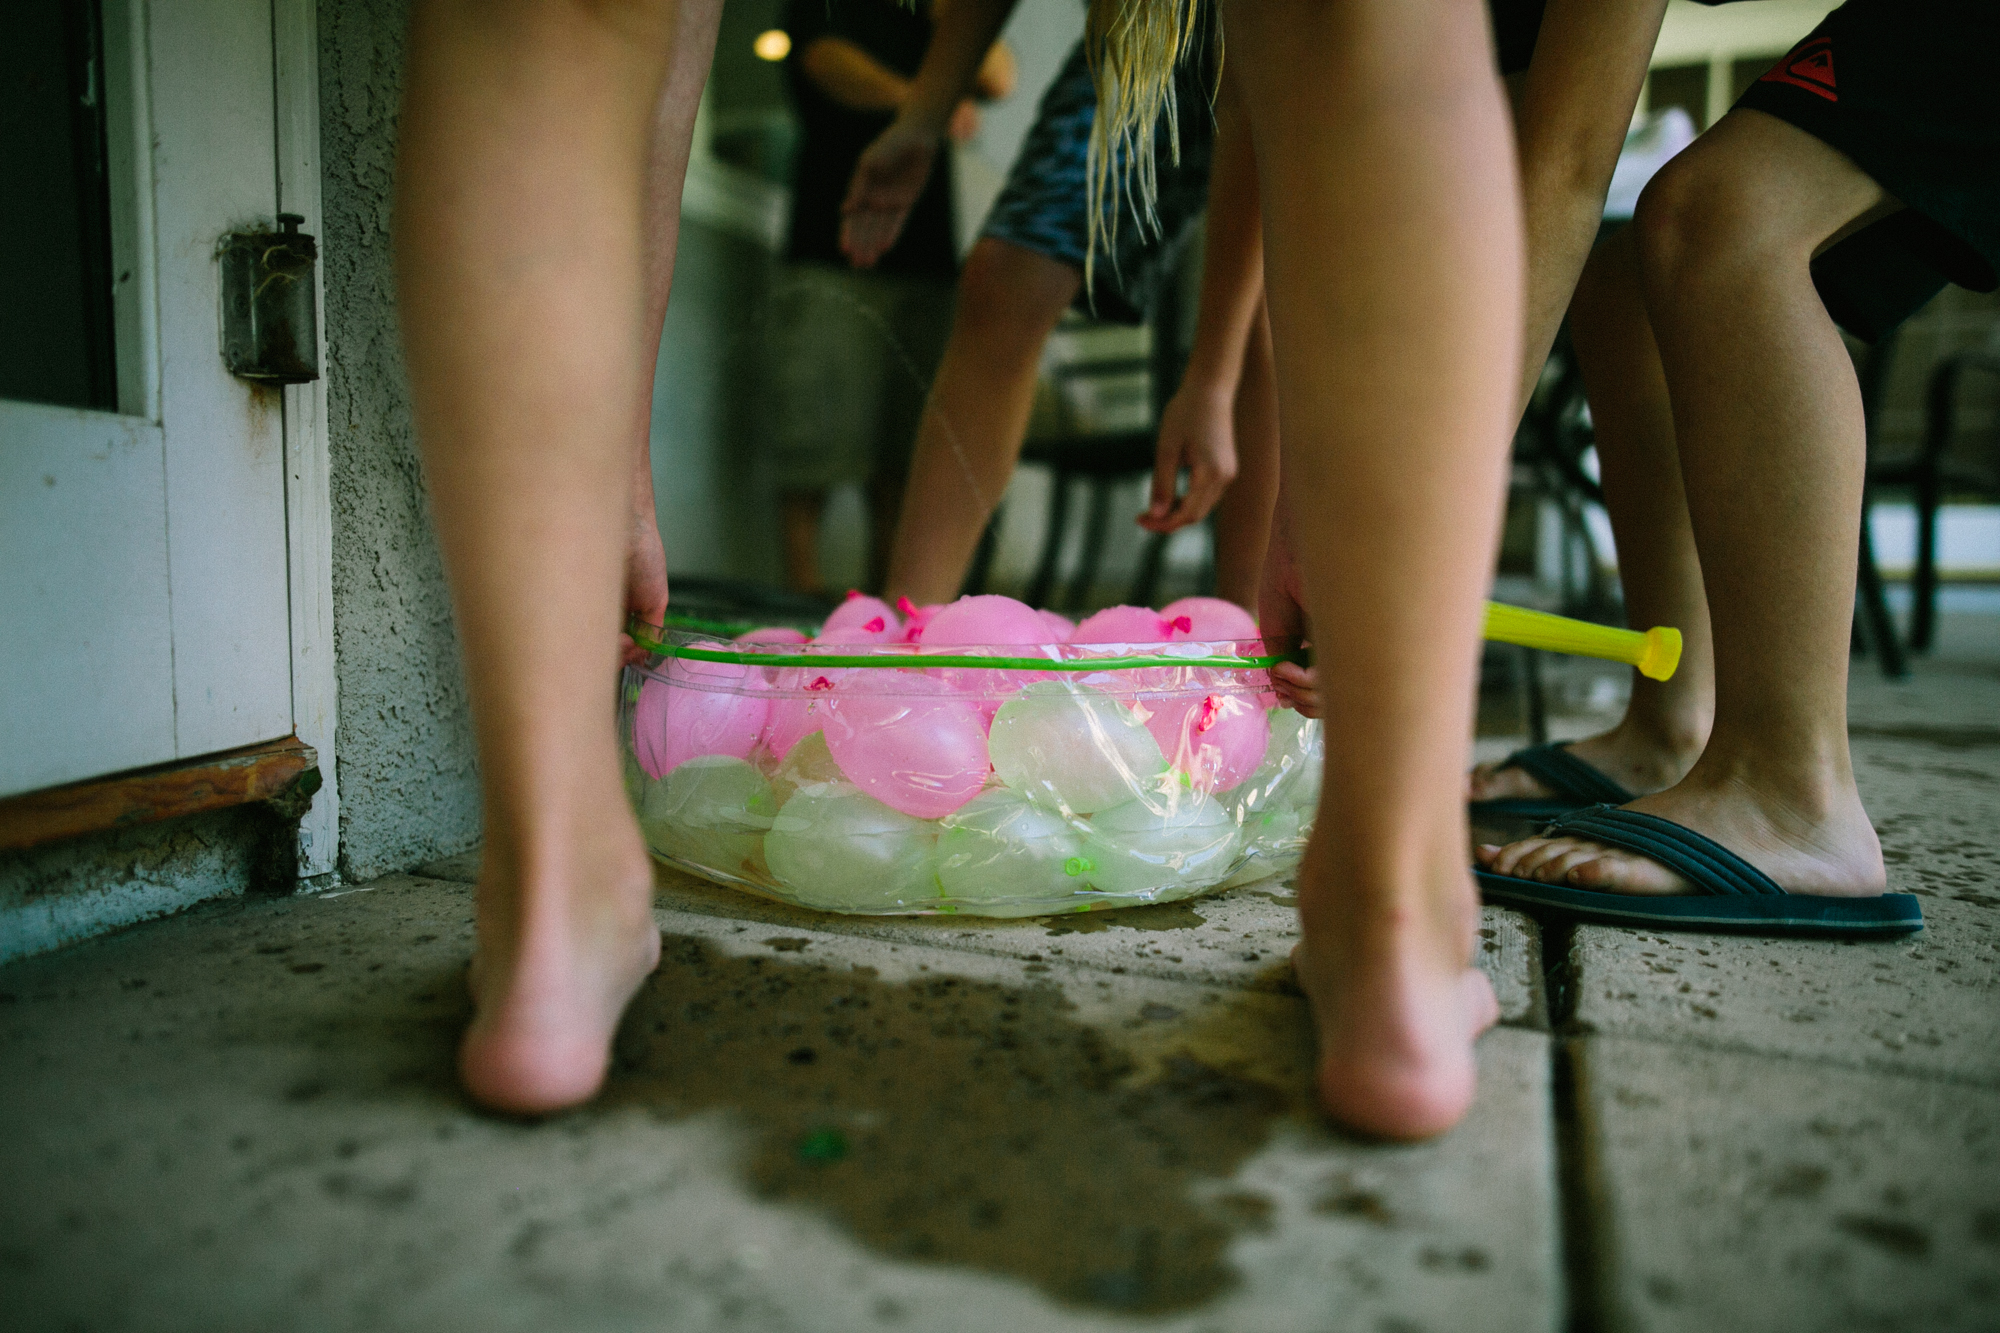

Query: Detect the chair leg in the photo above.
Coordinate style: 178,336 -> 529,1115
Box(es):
1129,530 -> 1170,608
1855,502 -> 1907,679
1910,356 -> 1958,654
1025,471 -> 1073,610
1519,645 -> 1548,747
1911,470 -> 1941,652
1064,479 -> 1114,612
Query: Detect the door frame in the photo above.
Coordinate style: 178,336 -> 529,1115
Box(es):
274,0 -> 338,881
0,0 -> 338,880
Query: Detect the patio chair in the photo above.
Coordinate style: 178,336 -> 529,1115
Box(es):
1878,347 -> 2000,651
1854,327 -> 1909,678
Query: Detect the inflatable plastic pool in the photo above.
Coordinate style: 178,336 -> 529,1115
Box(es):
620,595 -> 1319,917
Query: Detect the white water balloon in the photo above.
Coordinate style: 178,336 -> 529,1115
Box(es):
1079,791 -> 1240,896
936,788 -> 1088,904
1220,803 -> 1307,888
639,755 -> 775,878
988,681 -> 1167,814
763,783 -> 940,910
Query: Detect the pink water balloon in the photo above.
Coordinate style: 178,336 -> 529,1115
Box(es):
815,625 -> 888,649
822,591 -> 901,641
1071,605 -> 1179,645
758,626 -> 876,762
1037,609 -> 1076,643
920,594 -> 1050,647
761,675 -> 838,763
913,595 -> 1051,718
1143,690 -> 1271,793
1161,596 -> 1258,644
735,626 -> 810,645
894,597 -> 945,643
1070,605 -> 1186,710
823,675 -> 992,819
736,626 -> 810,685
633,660 -> 771,780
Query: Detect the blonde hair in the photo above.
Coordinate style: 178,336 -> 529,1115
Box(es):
1082,0 -> 1213,292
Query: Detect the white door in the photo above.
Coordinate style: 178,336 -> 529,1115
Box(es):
1,1 -> 312,817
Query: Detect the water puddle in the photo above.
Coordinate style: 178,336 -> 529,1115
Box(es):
605,932 -> 1313,1313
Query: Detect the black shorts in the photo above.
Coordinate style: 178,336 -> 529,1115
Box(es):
1734,0 -> 1999,340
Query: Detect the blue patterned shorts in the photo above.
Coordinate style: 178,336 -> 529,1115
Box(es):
980,39 -> 1216,324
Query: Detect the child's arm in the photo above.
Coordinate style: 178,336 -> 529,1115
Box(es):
1510,0 -> 1669,412
840,0 -> 1021,267
1141,63 -> 1265,535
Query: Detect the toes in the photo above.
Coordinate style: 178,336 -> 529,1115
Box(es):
1564,849 -> 1690,896
1493,836 -> 1581,880
1561,854 -> 1619,888
1486,836 -> 1553,877
1535,844 -> 1606,885
1488,838 -> 1693,896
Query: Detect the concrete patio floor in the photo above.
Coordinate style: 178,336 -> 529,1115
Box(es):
3,612 -> 1996,1332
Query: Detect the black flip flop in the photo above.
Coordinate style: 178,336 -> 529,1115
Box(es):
1474,804 -> 1923,938
1470,743 -> 1635,821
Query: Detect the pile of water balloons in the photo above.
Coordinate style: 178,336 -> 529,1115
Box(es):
622,591 -> 1322,916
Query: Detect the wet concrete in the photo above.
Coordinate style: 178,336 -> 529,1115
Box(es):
7,612 -> 1992,1331
609,934 -> 1302,1313
0,876 -> 1559,1333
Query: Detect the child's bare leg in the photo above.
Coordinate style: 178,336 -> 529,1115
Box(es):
397,0 -> 720,1113
1484,110 -> 1890,897
1234,0 -> 1520,1138
1210,303 -> 1280,611
1469,226 -> 1715,803
882,238 -> 1079,605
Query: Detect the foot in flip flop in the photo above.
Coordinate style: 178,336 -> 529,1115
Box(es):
1466,727 -> 1697,818
1472,776 -> 1922,937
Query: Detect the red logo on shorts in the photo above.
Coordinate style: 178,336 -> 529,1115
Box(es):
1758,35 -> 1836,102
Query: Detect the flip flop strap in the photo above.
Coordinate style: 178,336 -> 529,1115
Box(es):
1544,805 -> 1787,897
1498,744 -> 1635,805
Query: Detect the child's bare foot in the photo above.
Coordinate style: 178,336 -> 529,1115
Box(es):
1465,724 -> 1699,805
460,821 -> 660,1115
1292,859 -> 1499,1140
1475,765 -> 1885,897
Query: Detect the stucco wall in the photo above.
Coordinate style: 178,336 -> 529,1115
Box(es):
319,0 -> 482,882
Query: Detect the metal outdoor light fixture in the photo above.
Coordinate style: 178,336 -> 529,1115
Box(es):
219,212 -> 320,385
